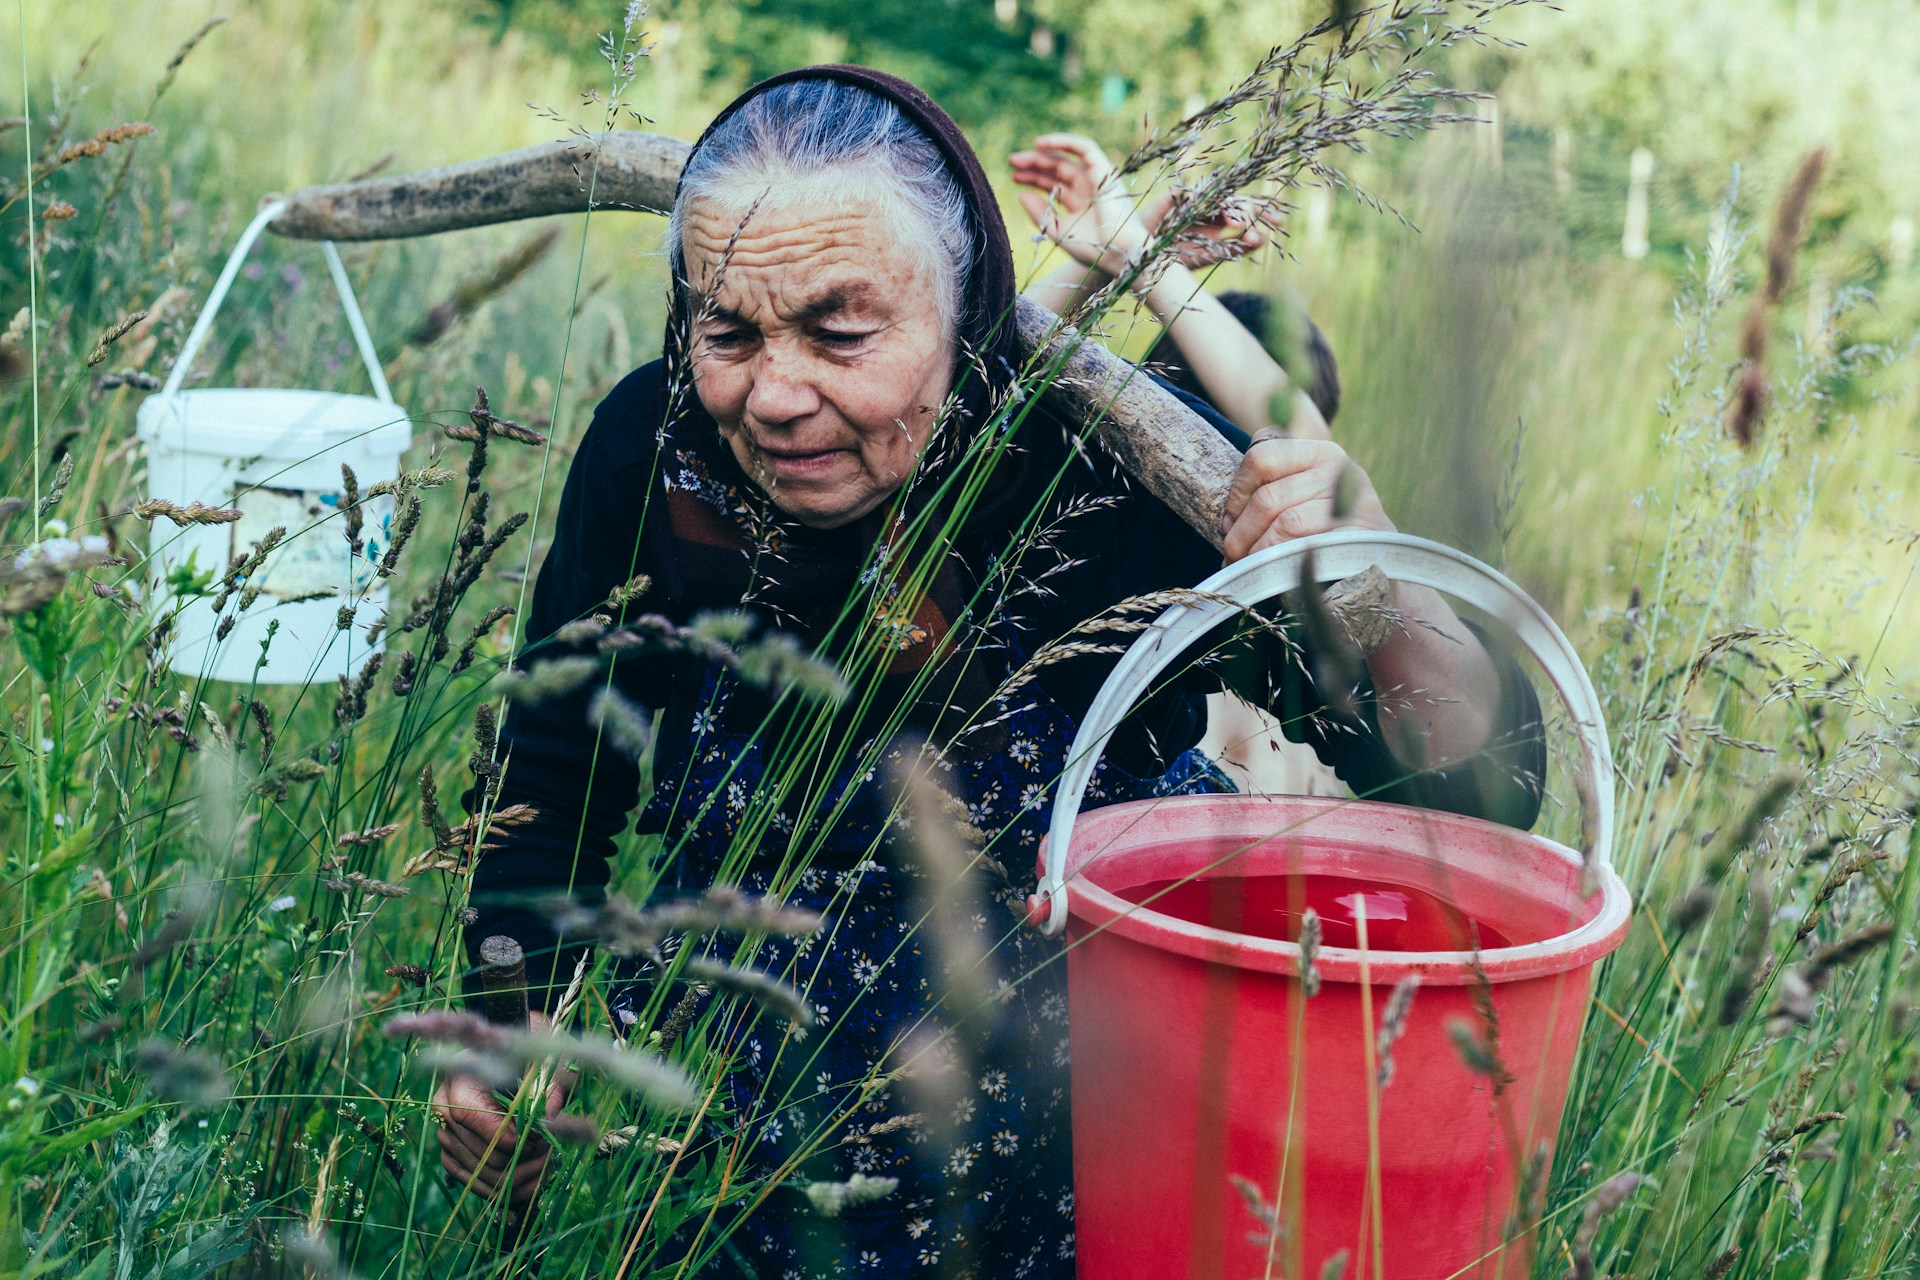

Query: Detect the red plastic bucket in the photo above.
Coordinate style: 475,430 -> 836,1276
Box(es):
1031,533 -> 1631,1280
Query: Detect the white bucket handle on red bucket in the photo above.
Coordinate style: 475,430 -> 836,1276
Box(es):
160,199 -> 394,404
1033,530 -> 1614,937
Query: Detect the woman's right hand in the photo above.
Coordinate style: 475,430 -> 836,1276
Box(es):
432,1013 -> 574,1207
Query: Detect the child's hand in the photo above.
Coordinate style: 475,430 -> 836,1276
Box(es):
1138,189 -> 1280,268
1010,133 -> 1150,277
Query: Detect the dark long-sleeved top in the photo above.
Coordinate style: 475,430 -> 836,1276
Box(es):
463,361 -> 1546,999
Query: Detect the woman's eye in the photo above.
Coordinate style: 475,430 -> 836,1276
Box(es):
817,330 -> 873,350
702,329 -> 751,351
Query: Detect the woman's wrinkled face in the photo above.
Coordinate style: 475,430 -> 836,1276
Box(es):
682,190 -> 954,529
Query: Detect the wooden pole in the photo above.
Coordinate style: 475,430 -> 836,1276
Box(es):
266,130 -> 1393,644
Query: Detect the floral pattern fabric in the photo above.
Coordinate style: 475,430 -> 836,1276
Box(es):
618,659 -> 1232,1279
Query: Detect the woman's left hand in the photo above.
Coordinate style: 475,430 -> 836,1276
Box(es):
1220,431 -> 1393,564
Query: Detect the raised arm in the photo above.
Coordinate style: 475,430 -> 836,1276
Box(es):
1010,133 -> 1328,440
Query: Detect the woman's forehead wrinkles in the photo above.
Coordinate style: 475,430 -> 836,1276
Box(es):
686,214 -> 931,325
685,197 -> 925,287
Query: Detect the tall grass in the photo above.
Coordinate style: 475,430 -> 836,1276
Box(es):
1,3 -> 1915,1279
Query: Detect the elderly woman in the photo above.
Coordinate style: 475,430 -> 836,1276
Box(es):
440,66 -> 1543,1278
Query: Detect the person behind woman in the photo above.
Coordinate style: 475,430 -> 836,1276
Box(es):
1011,132 -> 1348,796
438,67 -> 1543,1277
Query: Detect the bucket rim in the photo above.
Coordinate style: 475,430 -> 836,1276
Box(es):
136,387 -> 413,453
1050,795 -> 1632,986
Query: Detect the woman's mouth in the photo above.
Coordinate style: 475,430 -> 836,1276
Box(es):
755,444 -> 850,478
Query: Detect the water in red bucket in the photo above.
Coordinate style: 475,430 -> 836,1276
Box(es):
1029,534 -> 1630,1280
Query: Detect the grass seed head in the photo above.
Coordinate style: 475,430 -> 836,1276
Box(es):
85,309 -> 148,367
804,1173 -> 899,1216
684,956 -> 815,1028
131,498 -> 242,526
1298,907 -> 1323,997
135,1037 -> 230,1108
1375,975 -> 1420,1087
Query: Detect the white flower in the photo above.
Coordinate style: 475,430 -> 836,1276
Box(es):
978,1070 -> 1009,1100
991,1129 -> 1019,1156
268,895 -> 298,912
947,1143 -> 978,1176
906,1217 -> 931,1239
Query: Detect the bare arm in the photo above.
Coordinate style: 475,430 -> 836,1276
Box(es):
1010,134 -> 1325,438
1131,261 -> 1331,441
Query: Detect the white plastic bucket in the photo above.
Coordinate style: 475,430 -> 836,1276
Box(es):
136,201 -> 412,685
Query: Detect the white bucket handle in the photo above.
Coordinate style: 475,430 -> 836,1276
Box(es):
160,199 -> 394,404
1033,530 -> 1614,936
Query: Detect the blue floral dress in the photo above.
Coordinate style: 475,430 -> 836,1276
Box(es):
617,657 -> 1233,1279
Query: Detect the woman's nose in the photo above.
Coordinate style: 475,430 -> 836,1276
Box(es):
744,348 -> 821,428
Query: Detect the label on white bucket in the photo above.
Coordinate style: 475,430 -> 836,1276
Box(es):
232,484 -> 392,597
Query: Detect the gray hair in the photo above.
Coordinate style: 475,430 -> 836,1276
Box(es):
668,79 -> 976,337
